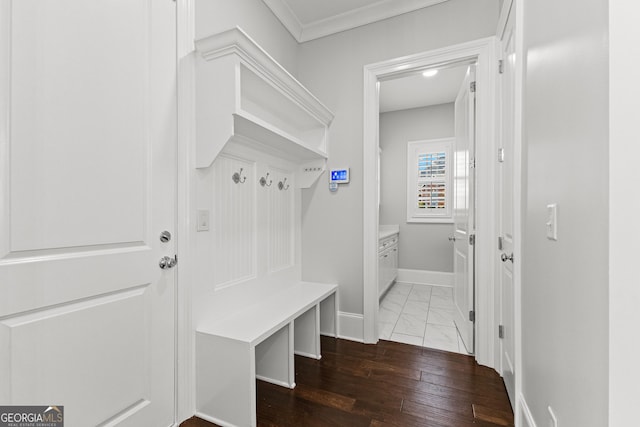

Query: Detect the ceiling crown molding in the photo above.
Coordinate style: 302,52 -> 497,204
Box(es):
262,0 -> 304,41
263,0 -> 450,43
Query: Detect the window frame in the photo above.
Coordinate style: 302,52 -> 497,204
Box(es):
406,138 -> 454,223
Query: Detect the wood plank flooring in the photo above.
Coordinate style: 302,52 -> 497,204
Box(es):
181,336 -> 513,427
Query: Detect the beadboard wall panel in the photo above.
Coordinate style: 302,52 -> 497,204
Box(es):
268,168 -> 295,273
212,154 -> 257,289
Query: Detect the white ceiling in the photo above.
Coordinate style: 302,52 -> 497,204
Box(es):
262,0 -> 449,42
379,65 -> 469,113
262,0 -> 467,111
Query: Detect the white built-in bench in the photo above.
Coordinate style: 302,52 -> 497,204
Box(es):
195,281 -> 338,427
193,27 -> 337,427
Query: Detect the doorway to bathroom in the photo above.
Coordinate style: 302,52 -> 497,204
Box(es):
377,61 -> 476,355
363,37 -> 499,368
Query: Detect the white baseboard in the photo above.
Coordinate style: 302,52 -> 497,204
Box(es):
397,269 -> 453,287
195,412 -> 235,427
519,393 -> 537,427
337,311 -> 364,342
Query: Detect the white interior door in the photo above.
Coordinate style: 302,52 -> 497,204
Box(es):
452,66 -> 476,354
499,4 -> 517,408
0,1 -> 177,425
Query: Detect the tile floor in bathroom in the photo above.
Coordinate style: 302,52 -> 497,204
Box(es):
379,282 -> 471,355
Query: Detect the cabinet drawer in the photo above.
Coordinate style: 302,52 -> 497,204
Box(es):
379,234 -> 398,252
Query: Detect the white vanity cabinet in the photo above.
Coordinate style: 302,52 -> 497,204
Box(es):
378,231 -> 399,298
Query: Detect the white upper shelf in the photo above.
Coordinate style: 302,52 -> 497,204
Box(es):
194,27 -> 334,169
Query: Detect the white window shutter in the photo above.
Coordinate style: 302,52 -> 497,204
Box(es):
407,139 -> 453,223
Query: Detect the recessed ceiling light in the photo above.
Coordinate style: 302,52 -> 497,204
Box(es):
422,69 -> 438,78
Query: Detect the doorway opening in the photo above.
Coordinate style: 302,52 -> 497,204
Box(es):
377,60 -> 477,355
363,37 -> 499,369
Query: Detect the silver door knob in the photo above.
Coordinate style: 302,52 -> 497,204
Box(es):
159,255 -> 178,269
448,236 -> 456,242
501,253 -> 514,263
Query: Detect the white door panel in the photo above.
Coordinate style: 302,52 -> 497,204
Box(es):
9,0 -> 152,251
0,0 -> 176,425
2,289 -> 147,423
499,3 -> 517,407
453,66 -> 476,354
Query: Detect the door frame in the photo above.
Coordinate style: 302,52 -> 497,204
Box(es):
362,37 -> 499,369
176,0 -> 196,422
497,0 -> 524,420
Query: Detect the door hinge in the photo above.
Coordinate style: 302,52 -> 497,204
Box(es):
470,81 -> 476,93
469,158 -> 476,169
469,234 -> 475,246
469,310 -> 476,322
498,147 -> 505,163
499,324 -> 505,339
498,236 -> 503,251
498,59 -> 504,74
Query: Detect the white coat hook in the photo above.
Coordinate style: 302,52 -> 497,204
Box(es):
259,172 -> 272,187
278,178 -> 290,191
232,168 -> 246,184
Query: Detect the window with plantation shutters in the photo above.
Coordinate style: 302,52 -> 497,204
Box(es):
407,138 -> 453,223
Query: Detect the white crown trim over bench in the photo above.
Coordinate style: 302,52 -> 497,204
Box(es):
194,27 -> 334,189
196,281 -> 338,427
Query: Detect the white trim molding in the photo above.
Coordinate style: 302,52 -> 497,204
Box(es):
262,0 -> 449,43
176,0 -> 196,423
397,269 -> 453,287
518,393 -> 538,427
337,312 -> 364,343
363,37 -> 498,372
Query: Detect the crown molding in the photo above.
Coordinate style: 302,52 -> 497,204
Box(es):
263,0 -> 450,43
195,27 -> 334,125
262,0 -> 304,41
193,27 -> 334,169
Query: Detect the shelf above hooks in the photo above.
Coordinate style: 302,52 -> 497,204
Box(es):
195,27 -> 335,186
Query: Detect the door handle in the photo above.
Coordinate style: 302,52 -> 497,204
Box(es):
159,255 -> 178,269
500,253 -> 514,263
448,236 -> 456,242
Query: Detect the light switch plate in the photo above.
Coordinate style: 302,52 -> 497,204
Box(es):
546,204 -> 557,241
197,209 -> 210,232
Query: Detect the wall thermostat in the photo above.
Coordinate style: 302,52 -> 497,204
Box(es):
329,168 -> 350,184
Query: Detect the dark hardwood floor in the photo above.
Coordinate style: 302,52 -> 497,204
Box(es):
182,336 -> 513,427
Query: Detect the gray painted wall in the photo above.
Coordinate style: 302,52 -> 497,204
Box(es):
522,0 -> 609,425
297,0 -> 500,315
379,104 -> 454,272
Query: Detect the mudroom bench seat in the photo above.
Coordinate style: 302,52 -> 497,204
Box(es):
195,281 -> 338,427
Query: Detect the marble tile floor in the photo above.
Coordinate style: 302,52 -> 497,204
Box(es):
379,282 -> 472,355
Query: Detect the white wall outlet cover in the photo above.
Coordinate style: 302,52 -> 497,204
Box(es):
197,209 -> 210,231
546,203 -> 558,241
